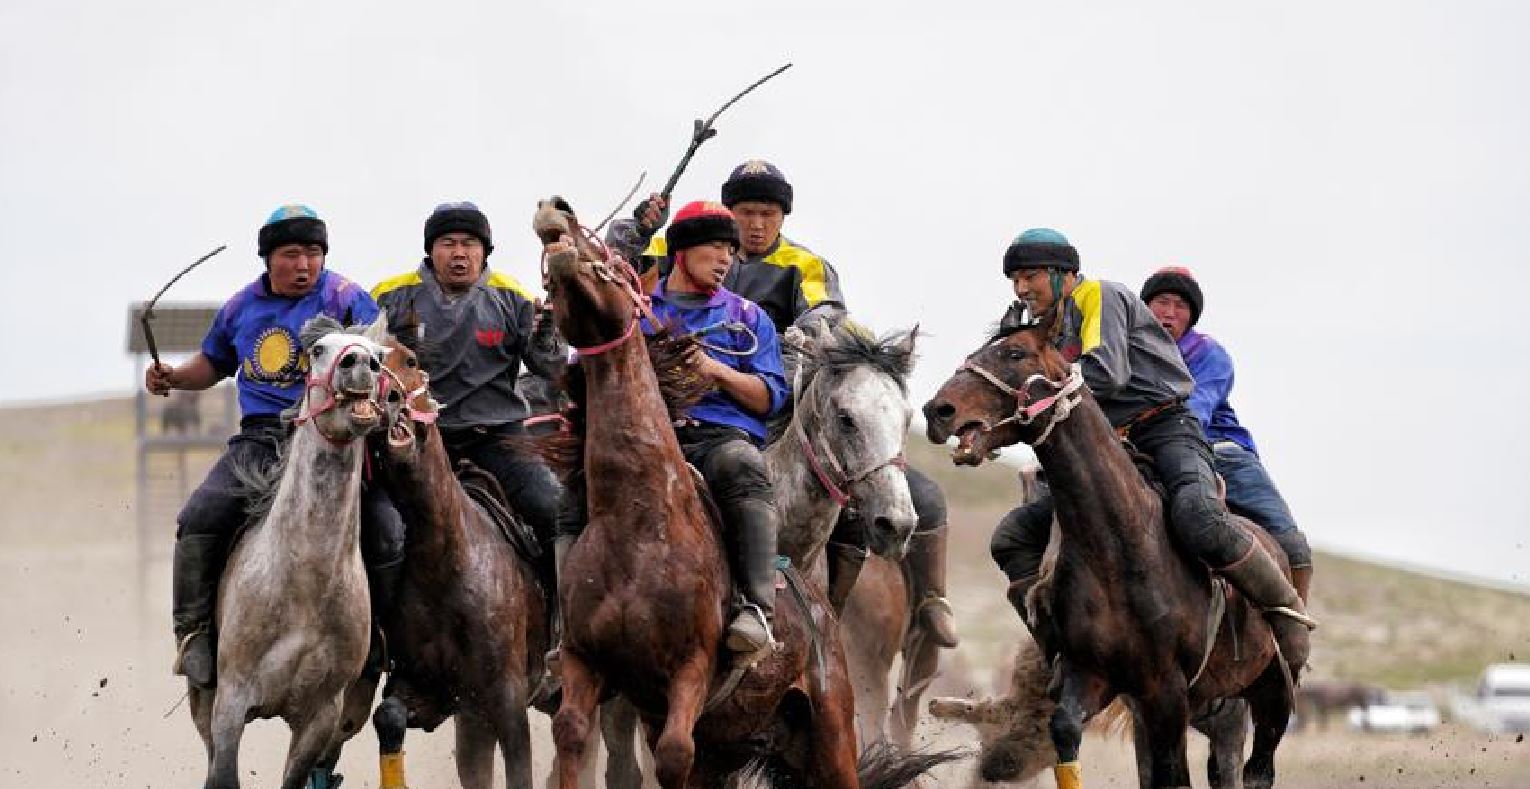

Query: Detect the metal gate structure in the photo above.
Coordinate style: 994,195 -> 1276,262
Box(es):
125,303 -> 238,625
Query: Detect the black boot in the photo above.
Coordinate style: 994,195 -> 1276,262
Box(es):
726,499 -> 779,653
825,540 -> 867,615
171,534 -> 224,689
1218,545 -> 1317,670
543,535 -> 575,673
364,559 -> 403,676
906,526 -> 960,648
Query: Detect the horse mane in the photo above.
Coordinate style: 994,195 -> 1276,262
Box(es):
767,318 -> 914,443
535,326 -> 709,481
231,441 -> 287,525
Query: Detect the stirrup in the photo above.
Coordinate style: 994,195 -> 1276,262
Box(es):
1265,605 -> 1318,631
914,593 -> 955,620
727,602 -> 775,651
172,627 -> 208,675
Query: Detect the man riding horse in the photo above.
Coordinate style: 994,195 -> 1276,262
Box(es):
148,205 -> 405,689
607,160 -> 960,649
1139,266 -> 1313,603
557,199 -> 789,653
371,201 -> 567,633
984,228 -> 1314,665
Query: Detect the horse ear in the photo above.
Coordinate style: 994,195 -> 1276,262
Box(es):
363,310 -> 390,344
299,315 -> 343,352
890,324 -> 919,374
783,325 -> 813,355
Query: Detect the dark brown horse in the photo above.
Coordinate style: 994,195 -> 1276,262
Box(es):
924,322 -> 1299,789
367,334 -> 549,789
540,229 -> 952,788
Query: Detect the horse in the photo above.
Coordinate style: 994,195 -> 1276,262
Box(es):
366,330 -> 550,789
1294,679 -> 1385,731
187,314 -> 390,789
923,320 -> 1299,789
539,221 -> 954,788
768,319 -> 925,750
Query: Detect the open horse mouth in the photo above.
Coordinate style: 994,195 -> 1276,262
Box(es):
386,410 -> 414,447
952,422 -> 992,466
347,397 -> 381,428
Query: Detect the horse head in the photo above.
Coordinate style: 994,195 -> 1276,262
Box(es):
373,317 -> 441,465
923,319 -> 1079,465
537,196 -> 641,353
790,319 -> 920,559
294,313 -> 392,444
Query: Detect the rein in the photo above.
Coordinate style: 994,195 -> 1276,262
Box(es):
792,364 -> 907,508
379,364 -> 439,425
957,359 -> 1085,446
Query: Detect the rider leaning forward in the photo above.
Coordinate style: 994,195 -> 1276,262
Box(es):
985,229 -> 1315,663
371,201 -> 567,632
1140,266 -> 1313,602
607,160 -> 961,649
557,200 -> 789,653
147,205 -> 405,689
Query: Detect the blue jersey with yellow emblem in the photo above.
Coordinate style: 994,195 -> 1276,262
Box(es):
201,269 -> 379,418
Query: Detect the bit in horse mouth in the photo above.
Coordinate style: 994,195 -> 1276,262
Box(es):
952,422 -> 989,465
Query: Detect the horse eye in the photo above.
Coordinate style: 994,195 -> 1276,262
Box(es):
1005,348 -> 1027,361
837,410 -> 856,431
405,356 -> 418,369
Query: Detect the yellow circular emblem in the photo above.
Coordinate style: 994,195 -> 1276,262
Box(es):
251,328 -> 297,379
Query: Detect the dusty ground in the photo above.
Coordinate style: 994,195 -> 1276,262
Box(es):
1,396 -> 1527,787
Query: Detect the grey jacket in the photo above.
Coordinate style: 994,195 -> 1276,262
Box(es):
372,261 -> 565,430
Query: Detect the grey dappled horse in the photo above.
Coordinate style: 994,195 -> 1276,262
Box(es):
188,315 -> 390,789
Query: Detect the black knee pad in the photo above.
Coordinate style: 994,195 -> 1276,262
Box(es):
990,502 -> 1051,582
360,491 -> 407,567
1273,529 -> 1312,568
904,466 -> 948,532
372,696 -> 408,752
1168,484 -> 1250,568
704,441 -> 773,502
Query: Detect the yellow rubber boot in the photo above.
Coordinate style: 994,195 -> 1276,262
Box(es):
1054,760 -> 1082,789
380,751 -> 408,789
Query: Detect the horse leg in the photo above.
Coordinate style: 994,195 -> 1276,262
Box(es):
491,685 -> 536,789
1241,663 -> 1292,789
805,657 -> 862,789
205,688 -> 252,789
1128,700 -> 1153,789
890,624 -> 941,749
455,711 -> 498,789
1197,700 -> 1248,789
313,673 -> 379,783
190,685 -> 216,764
652,654 -> 711,789
1048,660 -> 1109,789
1135,685 -> 1193,789
277,696 -> 344,789
600,697 -> 648,789
552,651 -> 606,789
372,694 -> 410,789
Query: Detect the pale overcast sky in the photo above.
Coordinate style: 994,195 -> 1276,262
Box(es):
2,1 -> 1526,586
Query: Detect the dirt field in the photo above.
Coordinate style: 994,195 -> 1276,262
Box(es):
2,396 -> 1527,787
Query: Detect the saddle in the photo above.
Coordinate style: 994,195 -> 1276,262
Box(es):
455,459 -> 542,563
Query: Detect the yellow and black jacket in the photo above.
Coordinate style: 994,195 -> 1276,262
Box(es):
607,217 -> 845,333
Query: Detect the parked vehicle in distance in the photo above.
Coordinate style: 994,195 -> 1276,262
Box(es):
1348,690 -> 1441,734
1452,663 -> 1530,734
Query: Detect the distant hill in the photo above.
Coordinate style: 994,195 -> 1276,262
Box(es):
4,394 -> 1526,690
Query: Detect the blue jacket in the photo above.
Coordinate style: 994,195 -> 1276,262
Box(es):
1177,329 -> 1257,454
642,280 -> 788,444
202,269 -> 379,418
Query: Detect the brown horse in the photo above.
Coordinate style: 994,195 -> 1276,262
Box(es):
365,333 -> 550,789
924,321 -> 1298,789
540,229 -> 952,788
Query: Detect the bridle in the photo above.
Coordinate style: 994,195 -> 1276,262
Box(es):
792,363 -> 907,508
291,341 -> 388,444
378,361 -> 439,426
956,356 -> 1085,447
543,224 -> 659,358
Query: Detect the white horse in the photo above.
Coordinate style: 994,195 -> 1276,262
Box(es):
189,314 -> 390,789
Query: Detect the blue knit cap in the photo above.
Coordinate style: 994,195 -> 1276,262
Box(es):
1003,227 -> 1079,276
258,204 -> 328,258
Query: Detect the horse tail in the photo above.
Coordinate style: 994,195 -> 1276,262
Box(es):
1091,697 -> 1134,739
855,741 -> 967,789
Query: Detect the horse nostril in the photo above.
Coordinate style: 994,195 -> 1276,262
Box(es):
933,402 -> 956,421
369,358 -> 380,372
340,353 -> 357,369
873,516 -> 894,535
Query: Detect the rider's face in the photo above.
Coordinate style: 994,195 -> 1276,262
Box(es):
675,241 -> 735,294
731,201 -> 784,256
266,244 -> 324,297
430,233 -> 487,294
1010,268 -> 1056,317
1147,293 -> 1192,341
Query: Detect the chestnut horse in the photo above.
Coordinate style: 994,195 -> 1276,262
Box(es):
367,332 -> 550,789
924,321 -> 1298,789
541,231 -> 952,788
